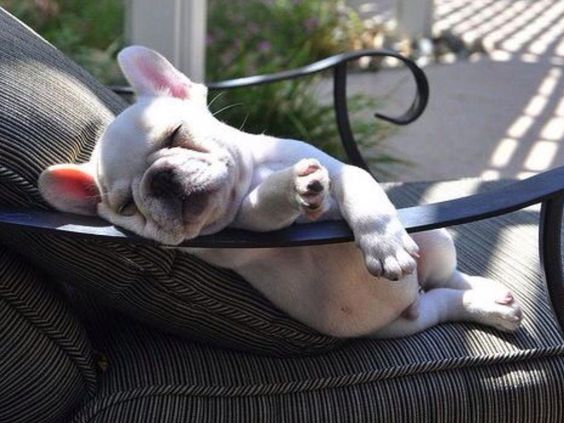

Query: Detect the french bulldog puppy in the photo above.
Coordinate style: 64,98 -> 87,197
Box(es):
39,46 -> 523,338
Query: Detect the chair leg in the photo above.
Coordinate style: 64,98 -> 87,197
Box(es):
540,195 -> 564,332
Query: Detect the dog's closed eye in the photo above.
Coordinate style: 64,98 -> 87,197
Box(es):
118,197 -> 138,216
162,125 -> 182,149
161,124 -> 209,153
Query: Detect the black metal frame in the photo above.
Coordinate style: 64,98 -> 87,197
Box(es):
2,49 -> 563,329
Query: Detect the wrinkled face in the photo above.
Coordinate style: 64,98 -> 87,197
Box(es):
96,96 -> 236,244
39,46 -> 239,245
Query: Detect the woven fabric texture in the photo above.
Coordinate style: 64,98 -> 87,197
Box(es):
0,247 -> 96,423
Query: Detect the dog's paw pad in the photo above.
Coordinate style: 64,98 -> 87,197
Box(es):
495,291 -> 514,305
294,159 -> 330,219
296,161 -> 321,177
306,180 -> 324,193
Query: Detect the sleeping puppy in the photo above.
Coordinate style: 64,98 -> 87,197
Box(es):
39,46 -> 522,338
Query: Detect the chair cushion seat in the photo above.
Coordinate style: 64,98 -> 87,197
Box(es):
0,248 -> 96,423
70,178 -> 564,422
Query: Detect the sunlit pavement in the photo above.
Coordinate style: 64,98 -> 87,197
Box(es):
346,0 -> 564,182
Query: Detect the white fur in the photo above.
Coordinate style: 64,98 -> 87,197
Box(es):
39,46 -> 523,338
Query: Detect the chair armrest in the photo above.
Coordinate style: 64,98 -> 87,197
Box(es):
3,165 -> 564,247
401,165 -> 564,231
110,49 -> 429,172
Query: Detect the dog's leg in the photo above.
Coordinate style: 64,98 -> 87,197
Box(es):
329,164 -> 419,281
412,229 -> 460,289
372,286 -> 522,338
234,159 -> 331,231
371,229 -> 523,338
414,229 -> 522,299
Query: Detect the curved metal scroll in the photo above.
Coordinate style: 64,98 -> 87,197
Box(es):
333,51 -> 429,171
112,49 -> 428,121
206,49 -> 429,126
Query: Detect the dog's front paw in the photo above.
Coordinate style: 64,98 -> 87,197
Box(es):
293,159 -> 331,220
357,222 -> 419,281
463,288 -> 524,332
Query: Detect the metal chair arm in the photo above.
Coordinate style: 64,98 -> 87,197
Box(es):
3,165 -> 564,247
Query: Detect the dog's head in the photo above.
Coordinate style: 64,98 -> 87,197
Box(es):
39,46 -> 242,244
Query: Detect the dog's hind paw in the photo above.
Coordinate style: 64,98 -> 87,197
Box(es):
463,289 -> 524,332
293,159 -> 331,220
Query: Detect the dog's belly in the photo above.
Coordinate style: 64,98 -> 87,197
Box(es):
189,243 -> 419,338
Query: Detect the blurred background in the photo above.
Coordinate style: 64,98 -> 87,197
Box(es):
1,0 -> 563,182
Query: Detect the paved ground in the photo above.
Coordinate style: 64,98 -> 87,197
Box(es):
345,0 -> 564,182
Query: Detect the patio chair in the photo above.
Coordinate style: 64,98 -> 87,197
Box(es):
1,7 -> 564,423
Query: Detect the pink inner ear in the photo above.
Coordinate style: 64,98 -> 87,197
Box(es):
51,167 -> 100,205
170,83 -> 190,99
138,60 -> 191,99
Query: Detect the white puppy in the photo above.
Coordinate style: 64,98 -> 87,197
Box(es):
39,46 -> 522,338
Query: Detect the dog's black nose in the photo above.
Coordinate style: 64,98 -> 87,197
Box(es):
150,169 -> 182,198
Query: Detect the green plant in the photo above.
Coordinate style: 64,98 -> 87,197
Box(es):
207,0 -> 398,174
1,0 -> 124,83
207,0 -> 363,77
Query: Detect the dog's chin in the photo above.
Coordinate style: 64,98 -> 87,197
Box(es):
105,213 -> 198,246
142,219 -> 205,246
152,231 -> 186,246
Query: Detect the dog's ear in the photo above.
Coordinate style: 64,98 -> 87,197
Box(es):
38,164 -> 101,216
117,45 -> 207,103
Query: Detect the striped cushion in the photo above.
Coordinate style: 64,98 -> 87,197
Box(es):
0,11 -> 124,208
0,247 -> 96,423
70,179 -> 564,422
0,8 -> 340,354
